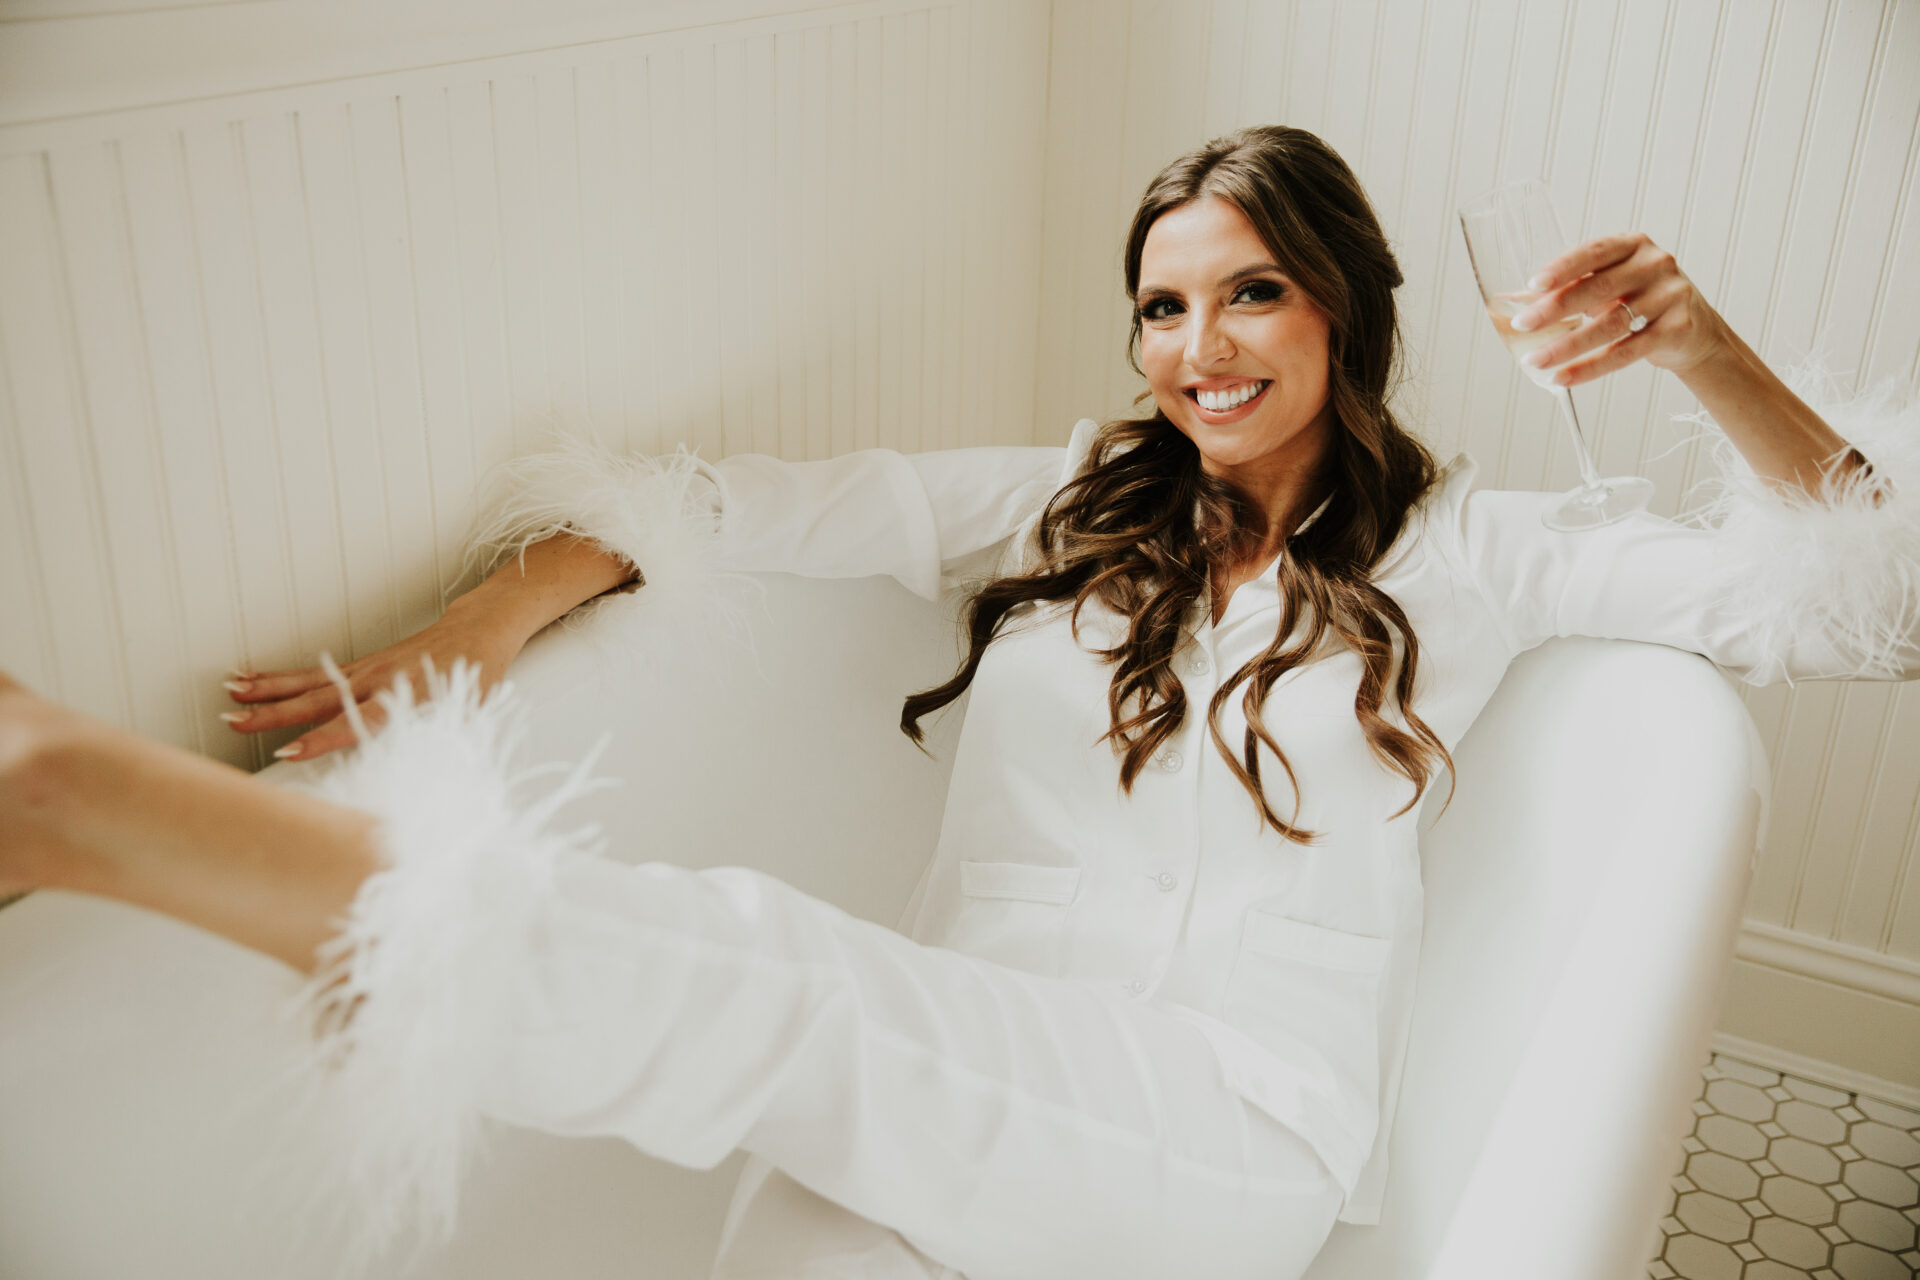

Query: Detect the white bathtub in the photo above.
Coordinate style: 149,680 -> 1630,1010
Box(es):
0,568 -> 1765,1278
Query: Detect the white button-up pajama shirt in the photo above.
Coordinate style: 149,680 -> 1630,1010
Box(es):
287,378 -> 1920,1279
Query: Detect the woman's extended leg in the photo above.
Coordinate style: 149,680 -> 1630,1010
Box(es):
1,667 -> 1342,1280
0,671 -> 378,974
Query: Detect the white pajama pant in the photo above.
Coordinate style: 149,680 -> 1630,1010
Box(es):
470,853 -> 1343,1280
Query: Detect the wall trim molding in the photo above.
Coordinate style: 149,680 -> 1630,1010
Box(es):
1734,920 -> 1920,1006
1709,1030 -> 1920,1113
1717,923 -> 1920,1102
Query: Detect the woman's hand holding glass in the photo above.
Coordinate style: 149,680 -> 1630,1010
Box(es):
1507,229 -> 1728,389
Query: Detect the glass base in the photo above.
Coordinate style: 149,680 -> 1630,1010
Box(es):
1543,475 -> 1656,531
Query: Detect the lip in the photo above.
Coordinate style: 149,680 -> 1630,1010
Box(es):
1183,378 -> 1271,424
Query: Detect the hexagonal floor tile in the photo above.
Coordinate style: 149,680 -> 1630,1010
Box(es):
1676,1191 -> 1753,1244
1844,1160 -> 1920,1210
1664,1232 -> 1743,1280
1714,1056 -> 1782,1088
1783,1076 -> 1854,1108
1779,1100 -> 1850,1145
1708,1079 -> 1778,1123
1687,1150 -> 1762,1201
1762,1175 -> 1838,1226
1771,1136 -> 1843,1185
1849,1122 -> 1920,1170
1854,1096 -> 1920,1129
1698,1114 -> 1769,1161
1751,1214 -> 1833,1269
1837,1198 -> 1918,1252
1830,1240 -> 1908,1280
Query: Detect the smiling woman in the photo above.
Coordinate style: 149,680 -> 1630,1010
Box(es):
4,122 -> 1920,1280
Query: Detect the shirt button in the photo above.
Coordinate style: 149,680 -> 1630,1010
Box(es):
1186,651 -> 1211,676
1157,749 -> 1184,773
1128,978 -> 1147,995
1155,871 -> 1178,892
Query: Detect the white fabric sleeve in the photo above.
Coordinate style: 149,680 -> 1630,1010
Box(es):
1442,364 -> 1920,687
464,431 -> 1080,607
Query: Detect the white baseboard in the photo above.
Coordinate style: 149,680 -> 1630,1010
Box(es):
1711,921 -> 1920,1109
1709,1031 -> 1920,1113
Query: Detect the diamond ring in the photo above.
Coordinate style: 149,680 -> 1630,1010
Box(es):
1620,301 -> 1648,333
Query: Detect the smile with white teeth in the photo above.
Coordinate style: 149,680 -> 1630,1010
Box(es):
1191,380 -> 1268,412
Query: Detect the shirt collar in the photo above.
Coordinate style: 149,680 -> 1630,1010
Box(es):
1192,488 -> 1335,628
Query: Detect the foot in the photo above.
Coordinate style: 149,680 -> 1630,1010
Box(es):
0,670 -> 52,899
0,670 -> 117,902
0,668 -> 383,972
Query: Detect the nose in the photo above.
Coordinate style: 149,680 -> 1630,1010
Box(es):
1183,306 -> 1233,369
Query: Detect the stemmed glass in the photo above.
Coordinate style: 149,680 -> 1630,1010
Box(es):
1458,179 -> 1655,530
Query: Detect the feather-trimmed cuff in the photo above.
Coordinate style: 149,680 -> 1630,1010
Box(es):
462,433 -> 768,669
1678,358 -> 1920,684
464,434 -> 730,605
267,657 -> 611,1274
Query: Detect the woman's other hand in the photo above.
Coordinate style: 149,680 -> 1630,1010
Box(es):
219,596 -> 529,763
1508,231 -> 1731,388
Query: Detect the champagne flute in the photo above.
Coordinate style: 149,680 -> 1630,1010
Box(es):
1458,179 -> 1655,530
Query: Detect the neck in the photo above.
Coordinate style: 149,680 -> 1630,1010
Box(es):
1202,427 -> 1334,565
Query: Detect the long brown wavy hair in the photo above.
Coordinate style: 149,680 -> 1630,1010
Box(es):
901,125 -> 1453,842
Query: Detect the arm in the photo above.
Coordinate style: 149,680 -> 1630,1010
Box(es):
1462,232 -> 1919,684
1443,375 -> 1920,688
228,427 -> 1090,759
1511,231 -> 1882,499
461,433 -> 1080,606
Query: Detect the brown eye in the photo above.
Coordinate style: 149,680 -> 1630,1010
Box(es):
1234,280 -> 1284,304
1138,297 -> 1183,322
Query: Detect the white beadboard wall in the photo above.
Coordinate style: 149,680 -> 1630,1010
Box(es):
1032,0 -> 1920,1093
0,0 -> 1052,767
2,0 -> 1917,1090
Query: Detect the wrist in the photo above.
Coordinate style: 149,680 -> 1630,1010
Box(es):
444,570 -> 557,649
451,536 -> 642,644
1670,302 -> 1741,385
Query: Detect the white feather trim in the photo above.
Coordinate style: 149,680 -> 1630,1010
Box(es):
462,430 -> 769,677
1676,355 -> 1920,684
252,654 -> 615,1275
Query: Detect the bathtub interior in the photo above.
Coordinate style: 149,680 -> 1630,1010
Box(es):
0,569 -> 1764,1279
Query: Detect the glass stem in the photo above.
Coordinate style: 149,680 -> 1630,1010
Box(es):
1555,386 -> 1607,497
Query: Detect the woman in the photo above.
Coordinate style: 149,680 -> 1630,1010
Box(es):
3,126 -> 1916,1279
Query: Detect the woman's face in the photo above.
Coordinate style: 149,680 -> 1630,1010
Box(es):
1135,196 -> 1335,496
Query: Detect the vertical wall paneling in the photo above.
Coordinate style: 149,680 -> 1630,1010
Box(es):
0,0 -> 1057,765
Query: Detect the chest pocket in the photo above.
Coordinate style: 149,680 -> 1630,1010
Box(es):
1222,909 -> 1391,1108
949,860 -> 1082,976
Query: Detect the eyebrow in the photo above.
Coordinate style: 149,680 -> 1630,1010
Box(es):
1136,263 -> 1288,296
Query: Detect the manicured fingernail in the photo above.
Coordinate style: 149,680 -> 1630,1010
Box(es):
218,711 -> 247,725
1528,273 -> 1551,290
273,744 -> 301,759
1523,347 -> 1549,367
225,665 -> 256,680
224,679 -> 251,694
1511,311 -> 1536,331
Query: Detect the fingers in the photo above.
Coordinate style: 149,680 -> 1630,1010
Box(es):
1550,317 -> 1659,387
273,699 -> 391,763
1520,273 -> 1691,385
1525,232 -> 1643,295
223,664 -> 341,705
220,679 -> 348,734
1514,234 -> 1676,330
